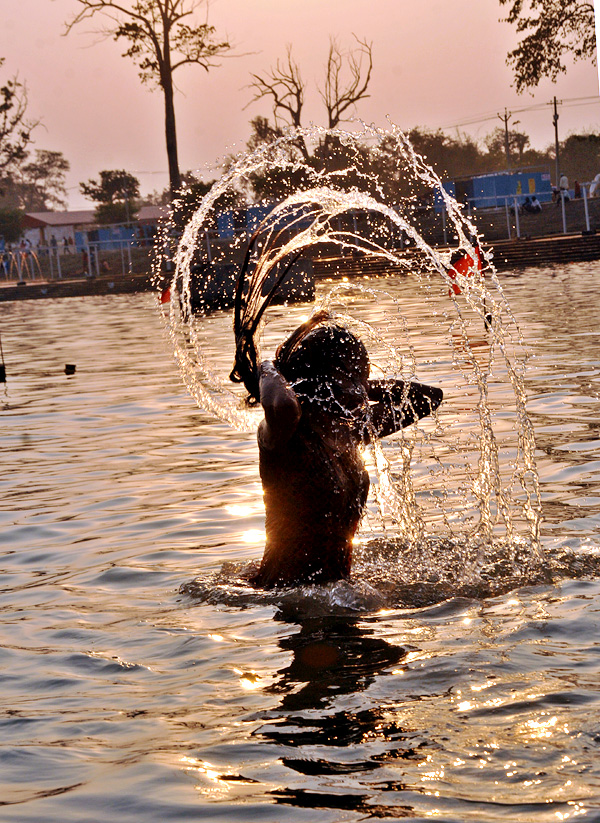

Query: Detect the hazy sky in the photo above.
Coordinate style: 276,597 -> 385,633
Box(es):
3,0 -> 599,209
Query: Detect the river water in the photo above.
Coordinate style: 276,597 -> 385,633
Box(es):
1,261 -> 600,822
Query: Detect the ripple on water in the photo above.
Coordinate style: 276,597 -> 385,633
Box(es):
3,274 -> 600,821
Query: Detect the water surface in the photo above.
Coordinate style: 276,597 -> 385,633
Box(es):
1,262 -> 600,822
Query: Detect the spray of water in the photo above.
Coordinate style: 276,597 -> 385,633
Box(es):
155,124 -> 542,594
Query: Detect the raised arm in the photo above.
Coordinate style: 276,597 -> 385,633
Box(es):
367,379 -> 443,439
257,361 -> 302,450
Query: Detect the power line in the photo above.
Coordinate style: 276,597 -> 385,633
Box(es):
439,95 -> 600,132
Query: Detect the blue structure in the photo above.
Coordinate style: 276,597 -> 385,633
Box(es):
216,202 -> 316,239
74,224 -> 136,251
216,205 -> 275,238
435,171 -> 552,212
443,170 -> 553,210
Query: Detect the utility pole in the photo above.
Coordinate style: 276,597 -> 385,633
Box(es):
497,109 -> 519,170
552,96 -> 561,186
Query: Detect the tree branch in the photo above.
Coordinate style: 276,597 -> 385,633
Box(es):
0,61 -> 38,173
248,45 -> 304,129
499,0 -> 595,91
319,35 -> 373,129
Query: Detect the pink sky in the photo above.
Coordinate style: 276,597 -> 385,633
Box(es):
3,0 -> 599,208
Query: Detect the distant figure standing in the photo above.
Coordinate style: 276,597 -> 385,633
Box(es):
63,236 -> 71,254
590,174 -> 600,198
559,174 -> 570,200
573,180 -> 581,199
50,235 -> 58,255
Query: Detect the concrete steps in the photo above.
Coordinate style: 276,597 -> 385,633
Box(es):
313,232 -> 600,279
489,233 -> 600,270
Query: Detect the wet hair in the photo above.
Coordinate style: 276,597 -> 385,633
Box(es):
275,311 -> 369,387
229,224 -> 368,405
229,228 -> 303,404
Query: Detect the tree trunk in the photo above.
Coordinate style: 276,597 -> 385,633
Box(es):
162,73 -> 181,197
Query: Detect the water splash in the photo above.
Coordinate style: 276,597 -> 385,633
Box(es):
181,542 -> 600,612
156,124 -> 542,589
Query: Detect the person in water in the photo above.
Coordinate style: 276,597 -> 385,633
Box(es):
233,310 -> 443,588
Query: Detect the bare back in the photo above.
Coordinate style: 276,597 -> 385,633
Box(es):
254,416 -> 369,587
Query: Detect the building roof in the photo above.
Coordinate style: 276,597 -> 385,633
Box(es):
137,205 -> 167,223
23,210 -> 96,228
23,205 -> 167,229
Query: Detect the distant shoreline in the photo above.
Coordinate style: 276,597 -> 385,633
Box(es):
2,232 -> 600,303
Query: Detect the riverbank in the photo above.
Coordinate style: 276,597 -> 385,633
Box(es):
2,230 -> 600,302
0,271 -> 153,302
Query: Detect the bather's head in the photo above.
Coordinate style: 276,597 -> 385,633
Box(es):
275,311 -> 370,418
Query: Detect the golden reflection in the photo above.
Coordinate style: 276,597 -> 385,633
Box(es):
420,768 -> 445,782
403,650 -> 427,663
521,713 -> 558,739
419,754 -> 445,782
233,668 -> 262,690
482,697 -> 504,709
179,757 -> 229,798
225,503 -> 261,517
241,528 -> 265,544
470,681 -> 493,692
556,804 -> 588,820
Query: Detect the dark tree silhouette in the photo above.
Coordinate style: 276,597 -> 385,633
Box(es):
0,58 -> 37,174
248,36 -> 373,159
66,0 -> 231,196
80,169 -> 140,224
484,126 -> 531,165
249,46 -> 305,130
499,0 -> 595,92
320,36 -> 373,130
8,150 -> 70,210
80,169 -> 140,203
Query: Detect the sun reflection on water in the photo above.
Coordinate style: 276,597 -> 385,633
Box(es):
241,528 -> 265,544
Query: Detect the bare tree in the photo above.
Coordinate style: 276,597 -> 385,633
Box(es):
249,46 -> 304,129
66,0 -> 231,196
499,0 -> 595,92
248,36 -> 373,152
320,36 -> 373,130
0,58 -> 37,174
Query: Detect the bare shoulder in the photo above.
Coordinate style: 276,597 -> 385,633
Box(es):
259,361 -> 301,449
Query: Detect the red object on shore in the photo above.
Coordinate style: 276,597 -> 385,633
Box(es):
448,245 -> 483,295
160,286 -> 171,304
